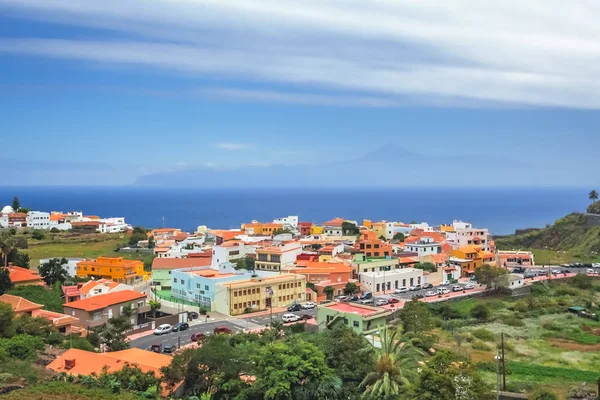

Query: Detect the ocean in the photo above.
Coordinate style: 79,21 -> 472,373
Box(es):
3,187 -> 591,235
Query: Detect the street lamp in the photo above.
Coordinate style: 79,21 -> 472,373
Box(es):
494,353 -> 501,400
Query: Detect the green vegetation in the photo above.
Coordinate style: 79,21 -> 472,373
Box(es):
495,213 -> 600,264
7,284 -> 64,313
0,381 -> 142,400
341,221 -> 360,235
414,262 -> 437,273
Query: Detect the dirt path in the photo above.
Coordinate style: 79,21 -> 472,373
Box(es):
548,339 -> 600,351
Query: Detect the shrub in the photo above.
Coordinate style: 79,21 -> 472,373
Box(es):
50,227 -> 60,233
502,315 -> 525,327
470,304 -> 490,321
471,340 -> 491,351
471,328 -> 496,342
529,389 -> 558,400
0,334 -> 44,359
31,231 -> 45,240
570,274 -> 593,290
541,320 -> 559,331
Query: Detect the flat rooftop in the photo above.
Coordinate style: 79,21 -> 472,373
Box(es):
324,302 -> 377,316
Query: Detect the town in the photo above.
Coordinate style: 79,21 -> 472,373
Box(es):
2,196 -> 600,400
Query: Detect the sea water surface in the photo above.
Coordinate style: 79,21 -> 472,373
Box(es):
4,187 -> 590,235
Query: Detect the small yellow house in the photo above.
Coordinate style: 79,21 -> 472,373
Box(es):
310,225 -> 324,235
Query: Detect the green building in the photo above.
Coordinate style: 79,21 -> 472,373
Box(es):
317,302 -> 392,335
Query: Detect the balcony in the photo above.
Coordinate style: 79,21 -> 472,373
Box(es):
86,316 -> 109,328
137,304 -> 151,314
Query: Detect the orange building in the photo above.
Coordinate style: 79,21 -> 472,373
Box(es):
241,222 -> 284,235
0,294 -> 80,334
450,245 -> 496,277
76,257 -> 146,284
287,261 -> 354,301
355,231 -> 393,257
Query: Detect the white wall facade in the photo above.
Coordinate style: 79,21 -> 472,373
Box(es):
26,211 -> 50,229
211,243 -> 250,268
82,282 -> 133,299
404,237 -> 443,256
39,257 -> 83,277
273,215 -> 299,228
454,228 -> 492,252
324,227 -> 342,236
452,220 -> 472,230
360,268 -> 424,293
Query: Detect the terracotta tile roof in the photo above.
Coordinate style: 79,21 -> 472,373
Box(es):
209,230 -> 244,241
0,293 -> 43,313
32,309 -> 79,327
152,257 -> 212,270
289,261 -> 353,274
63,290 -> 146,312
399,256 -> 419,264
72,221 -> 101,227
188,251 -> 212,258
47,348 -> 172,376
79,279 -> 119,295
62,285 -> 81,297
323,218 -> 344,227
319,245 -> 336,252
423,253 -> 449,264
5,266 -> 42,284
221,240 -> 240,248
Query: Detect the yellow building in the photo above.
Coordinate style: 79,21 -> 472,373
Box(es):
215,274 -> 306,316
241,222 -> 283,235
371,221 -> 387,239
363,219 -> 372,228
310,225 -> 324,235
449,245 -> 496,277
76,257 -> 146,284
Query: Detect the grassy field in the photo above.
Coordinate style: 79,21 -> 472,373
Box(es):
21,232 -> 154,268
433,278 -> 600,398
529,248 -> 600,266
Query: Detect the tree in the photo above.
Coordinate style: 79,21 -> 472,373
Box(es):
7,249 -> 30,269
272,228 -> 293,236
149,299 -> 161,318
414,351 -> 493,400
0,302 -> 15,338
474,264 -> 508,290
360,326 -> 424,399
39,257 -> 68,286
342,222 -> 360,236
147,236 -> 155,249
393,233 -> 405,242
470,304 -> 490,321
31,230 -> 45,240
13,314 -> 57,337
235,257 -> 256,271
323,285 -> 335,300
571,273 -> 592,290
343,282 -> 359,296
589,189 -> 599,204
98,304 -> 134,351
414,262 -> 438,273
249,337 -> 341,400
378,235 -> 386,241
7,284 -> 63,312
0,232 -> 17,267
399,298 -> 433,334
0,268 -> 13,296
11,197 -> 20,212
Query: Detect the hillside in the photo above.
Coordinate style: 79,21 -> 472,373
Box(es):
495,213 -> 600,264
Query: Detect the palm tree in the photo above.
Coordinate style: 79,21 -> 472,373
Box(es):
590,190 -> 599,204
360,326 -> 424,399
149,299 -> 162,318
323,286 -> 335,300
0,232 -> 17,267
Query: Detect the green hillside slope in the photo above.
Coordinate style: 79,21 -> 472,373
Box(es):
495,213 -> 600,264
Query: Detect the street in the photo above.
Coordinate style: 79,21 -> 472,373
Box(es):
129,307 -> 318,351
376,281 -> 477,301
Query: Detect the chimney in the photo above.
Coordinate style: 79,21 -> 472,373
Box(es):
64,358 -> 76,370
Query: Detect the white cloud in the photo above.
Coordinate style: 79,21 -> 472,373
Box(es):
216,143 -> 252,151
2,1 -> 600,108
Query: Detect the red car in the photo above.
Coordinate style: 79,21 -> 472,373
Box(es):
213,326 -> 232,335
387,298 -> 400,304
191,332 -> 207,342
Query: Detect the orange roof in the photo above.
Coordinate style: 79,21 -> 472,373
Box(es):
63,290 -> 146,312
83,215 -> 100,219
79,279 -> 120,295
0,293 -> 43,313
72,221 -> 101,227
441,243 -> 452,253
152,256 -> 212,270
192,270 -> 234,279
5,265 -> 42,284
210,230 -> 244,241
423,253 -> 449,264
50,214 -> 65,221
173,232 -> 189,241
221,240 -> 241,248
47,348 -> 172,377
32,309 -> 79,327
399,256 -> 419,264
479,251 -> 495,259
323,218 -> 344,227
290,261 -> 352,274
324,302 -> 381,316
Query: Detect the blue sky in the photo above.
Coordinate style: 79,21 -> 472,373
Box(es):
0,1 -> 599,186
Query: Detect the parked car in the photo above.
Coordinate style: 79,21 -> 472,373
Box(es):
282,313 -> 301,323
422,283 -> 434,289
163,344 -> 175,353
413,293 -> 425,299
187,311 -> 199,320
153,324 -> 172,335
301,302 -> 316,309
349,295 -> 359,301
469,276 -> 477,281
150,343 -> 162,353
442,280 -> 451,285
335,296 -> 349,302
172,322 -> 189,332
359,292 -> 373,300
213,326 -> 232,335
191,332 -> 207,342
287,303 -> 302,312
395,287 -> 409,294
409,285 -> 422,291
301,314 -> 314,320
441,288 -> 450,294
425,291 -> 436,297
375,299 -> 388,306
359,299 -> 373,305
452,285 -> 463,292
464,283 -> 475,290
587,268 -> 595,274
387,298 -> 400,304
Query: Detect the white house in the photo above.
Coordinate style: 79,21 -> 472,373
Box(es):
360,268 -> 425,293
39,257 -> 84,277
211,242 -> 251,269
26,211 -> 50,229
503,273 -> 524,289
410,222 -> 434,232
273,216 -> 299,229
79,278 -> 133,299
452,227 -> 492,252
404,237 -> 443,257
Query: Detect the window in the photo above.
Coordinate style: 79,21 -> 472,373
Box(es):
174,278 -> 178,283
181,279 -> 185,284
374,252 -> 379,257
374,244 -> 379,249
376,283 -> 380,292
344,318 -> 348,325
234,291 -> 238,297
395,280 -> 398,288
243,290 -> 247,295
234,303 -> 238,309
196,283 -> 201,289
205,285 -> 209,290
353,321 -> 359,327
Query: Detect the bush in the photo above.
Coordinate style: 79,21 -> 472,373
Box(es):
470,304 -> 490,321
50,227 -> 60,233
502,315 -> 525,327
471,340 -> 491,351
31,231 -> 45,240
62,335 -> 96,352
570,274 -> 593,290
0,334 -> 44,359
529,389 -> 558,400
471,328 -> 496,342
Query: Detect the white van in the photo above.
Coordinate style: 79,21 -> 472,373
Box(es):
282,313 -> 301,323
153,324 -> 172,335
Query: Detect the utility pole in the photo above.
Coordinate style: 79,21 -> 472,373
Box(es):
501,332 -> 506,391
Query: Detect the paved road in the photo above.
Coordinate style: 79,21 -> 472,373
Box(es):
385,281 -> 477,301
243,307 -> 317,326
